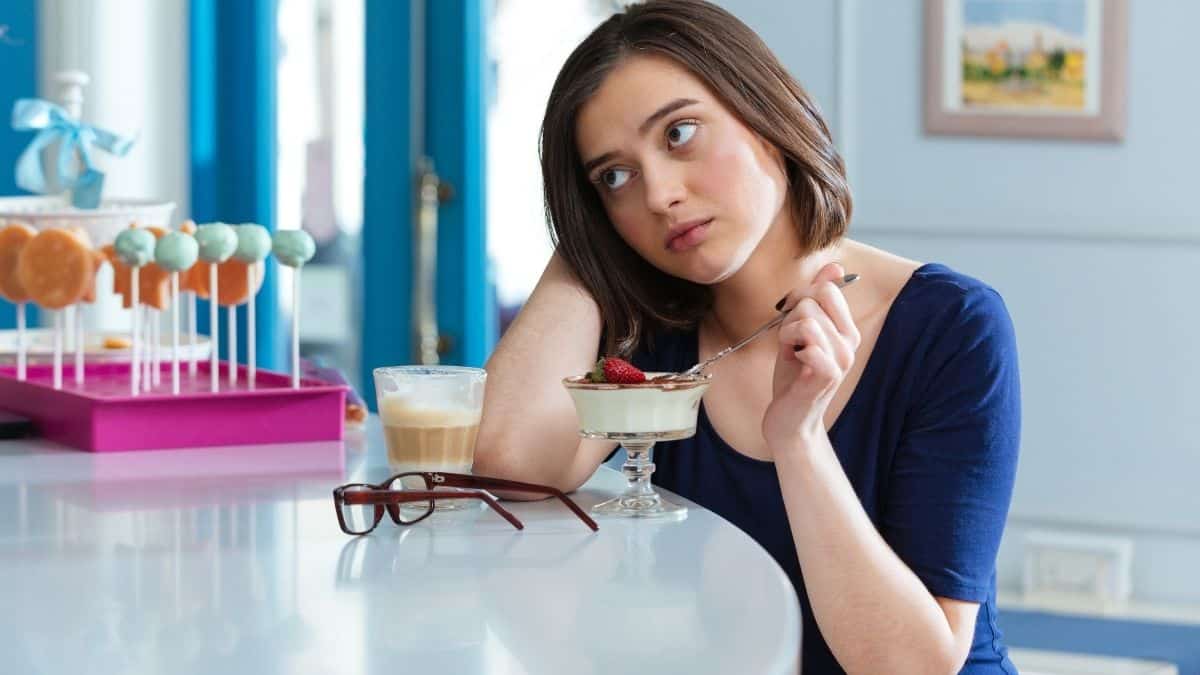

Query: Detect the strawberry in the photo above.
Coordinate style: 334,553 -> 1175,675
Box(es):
600,356 -> 645,384
589,359 -> 606,383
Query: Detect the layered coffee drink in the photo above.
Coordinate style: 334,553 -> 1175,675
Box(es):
373,366 -> 487,513
379,395 -> 480,472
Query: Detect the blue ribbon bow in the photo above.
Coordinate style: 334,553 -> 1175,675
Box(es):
11,98 -> 134,209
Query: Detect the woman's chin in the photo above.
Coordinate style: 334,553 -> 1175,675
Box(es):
674,248 -> 751,285
669,260 -> 740,286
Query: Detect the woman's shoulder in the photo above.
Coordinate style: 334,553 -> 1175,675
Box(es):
884,263 -> 1017,386
842,239 -> 1013,359
897,262 -> 1011,330
844,239 -> 1004,318
901,262 -> 1003,306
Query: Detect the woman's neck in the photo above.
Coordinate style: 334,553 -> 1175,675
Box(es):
707,220 -> 843,345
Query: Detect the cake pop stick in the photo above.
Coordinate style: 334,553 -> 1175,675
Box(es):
228,304 -> 237,385
112,227 -> 154,391
194,223 -> 238,392
73,247 -> 103,388
272,230 -> 316,389
73,305 -> 83,385
143,309 -> 152,392
180,220 -> 200,376
188,291 -> 197,375
15,303 -> 26,380
155,230 -> 199,395
131,272 -> 139,392
53,310 -> 63,389
65,306 -> 75,354
152,312 -> 161,387
0,223 -> 37,381
233,224 -> 271,389
16,228 -> 94,390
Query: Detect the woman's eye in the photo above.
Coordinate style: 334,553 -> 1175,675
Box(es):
600,168 -> 632,189
666,121 -> 698,149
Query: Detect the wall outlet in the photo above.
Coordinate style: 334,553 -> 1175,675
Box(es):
1022,530 -> 1133,605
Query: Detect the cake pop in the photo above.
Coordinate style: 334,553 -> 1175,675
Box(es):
194,223 -> 238,392
16,228 -> 95,389
272,230 -> 315,389
234,224 -> 271,388
113,226 -> 156,395
0,223 -> 36,380
155,230 -> 199,395
179,220 -> 201,376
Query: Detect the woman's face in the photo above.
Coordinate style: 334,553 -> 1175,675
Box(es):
575,54 -> 791,285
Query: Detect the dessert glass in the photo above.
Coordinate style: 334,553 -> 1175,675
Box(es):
563,373 -> 710,519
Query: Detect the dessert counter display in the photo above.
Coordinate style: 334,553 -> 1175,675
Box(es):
0,415 -> 802,674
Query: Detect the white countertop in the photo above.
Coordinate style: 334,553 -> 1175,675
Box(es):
0,416 -> 801,675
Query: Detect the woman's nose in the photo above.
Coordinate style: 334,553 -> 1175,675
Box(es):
642,162 -> 686,214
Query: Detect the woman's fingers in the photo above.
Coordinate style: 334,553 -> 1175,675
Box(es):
778,314 -> 840,383
812,279 -> 860,349
776,270 -> 857,346
780,300 -> 854,372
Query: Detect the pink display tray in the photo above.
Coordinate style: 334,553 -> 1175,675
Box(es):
0,361 -> 348,452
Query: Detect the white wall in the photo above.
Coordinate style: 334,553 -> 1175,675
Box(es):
38,0 -> 189,215
38,0 -> 189,333
721,0 -> 1200,605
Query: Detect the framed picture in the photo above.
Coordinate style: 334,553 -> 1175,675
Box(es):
924,0 -> 1127,141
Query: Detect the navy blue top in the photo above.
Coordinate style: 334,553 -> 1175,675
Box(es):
631,263 -> 1021,674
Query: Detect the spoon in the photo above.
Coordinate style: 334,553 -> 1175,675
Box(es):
660,273 -> 859,381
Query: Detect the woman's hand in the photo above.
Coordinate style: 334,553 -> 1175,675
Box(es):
763,262 -> 861,453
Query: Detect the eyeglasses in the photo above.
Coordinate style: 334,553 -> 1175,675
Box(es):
332,471 -> 599,535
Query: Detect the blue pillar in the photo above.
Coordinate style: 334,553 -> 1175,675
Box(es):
0,3 -> 39,329
362,0 -> 417,409
426,0 -> 493,368
189,0 -> 280,369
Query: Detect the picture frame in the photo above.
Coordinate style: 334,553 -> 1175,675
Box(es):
923,0 -> 1128,141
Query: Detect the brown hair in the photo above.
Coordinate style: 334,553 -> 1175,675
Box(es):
540,0 -> 852,356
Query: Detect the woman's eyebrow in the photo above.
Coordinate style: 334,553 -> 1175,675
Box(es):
637,97 -> 699,135
582,98 -> 701,174
583,151 -> 618,176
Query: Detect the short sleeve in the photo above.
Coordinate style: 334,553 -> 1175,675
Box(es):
881,286 -> 1021,602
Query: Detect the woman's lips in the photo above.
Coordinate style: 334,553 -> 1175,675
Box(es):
666,218 -> 712,252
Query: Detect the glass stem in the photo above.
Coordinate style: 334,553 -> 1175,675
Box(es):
621,442 -> 656,498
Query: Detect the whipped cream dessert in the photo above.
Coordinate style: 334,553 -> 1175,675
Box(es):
562,373 -> 711,436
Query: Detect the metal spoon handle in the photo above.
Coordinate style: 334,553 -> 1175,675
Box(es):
678,273 -> 859,377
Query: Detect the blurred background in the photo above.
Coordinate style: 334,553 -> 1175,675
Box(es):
1,0 -> 1197,672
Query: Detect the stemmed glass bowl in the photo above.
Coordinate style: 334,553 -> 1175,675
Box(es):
563,372 -> 711,519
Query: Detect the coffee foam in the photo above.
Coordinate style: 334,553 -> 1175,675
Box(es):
379,395 -> 481,427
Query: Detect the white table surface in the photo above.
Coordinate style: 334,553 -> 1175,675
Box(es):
0,416 -> 801,675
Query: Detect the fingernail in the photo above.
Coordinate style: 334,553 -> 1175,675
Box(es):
775,295 -> 787,311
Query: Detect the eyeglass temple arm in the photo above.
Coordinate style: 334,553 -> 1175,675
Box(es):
437,474 -> 598,531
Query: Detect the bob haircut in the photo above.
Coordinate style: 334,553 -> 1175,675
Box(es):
540,0 -> 852,356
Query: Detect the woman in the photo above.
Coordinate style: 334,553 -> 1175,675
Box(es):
474,1 -> 1020,672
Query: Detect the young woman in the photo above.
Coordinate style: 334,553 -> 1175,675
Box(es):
474,1 -> 1020,672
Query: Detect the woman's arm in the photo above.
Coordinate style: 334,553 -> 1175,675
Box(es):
768,270 -> 1019,674
472,252 -> 618,497
776,439 -> 976,675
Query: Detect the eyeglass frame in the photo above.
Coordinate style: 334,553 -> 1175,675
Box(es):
332,471 -> 599,535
